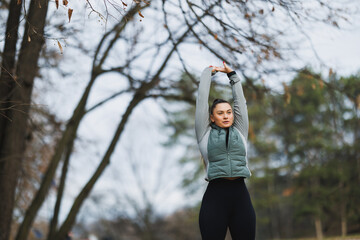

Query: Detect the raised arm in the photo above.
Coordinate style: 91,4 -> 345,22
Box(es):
195,67 -> 212,143
228,72 -> 249,141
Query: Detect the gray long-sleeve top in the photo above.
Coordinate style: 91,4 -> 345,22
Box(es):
195,67 -> 251,180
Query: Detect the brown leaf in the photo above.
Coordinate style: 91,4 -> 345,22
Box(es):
138,10 -> 144,18
57,40 -> 63,54
122,1 -> 127,6
259,9 -> 264,14
282,187 -> 294,197
332,21 -> 339,28
283,82 -> 291,105
63,0 -> 68,6
68,8 -> 73,22
55,0 -> 59,9
214,33 -> 218,40
272,6 -> 275,12
329,68 -> 333,77
296,86 -> 304,96
249,125 -> 255,141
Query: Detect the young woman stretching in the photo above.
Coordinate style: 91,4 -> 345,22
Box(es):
195,62 -> 256,240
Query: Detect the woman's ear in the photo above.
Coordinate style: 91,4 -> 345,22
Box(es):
210,114 -> 215,122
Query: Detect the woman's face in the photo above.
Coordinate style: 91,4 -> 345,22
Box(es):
210,103 -> 234,128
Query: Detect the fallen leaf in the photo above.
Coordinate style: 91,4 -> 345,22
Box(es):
259,9 -> 264,14
57,40 -> 63,54
214,33 -> 218,40
63,0 -> 68,6
55,0 -> 59,9
122,0 -> 127,6
138,10 -> 144,18
272,6 -> 275,12
68,8 -> 73,22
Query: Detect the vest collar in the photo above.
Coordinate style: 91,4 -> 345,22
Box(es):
210,122 -> 231,131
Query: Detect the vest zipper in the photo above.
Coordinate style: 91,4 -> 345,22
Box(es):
227,128 -> 232,176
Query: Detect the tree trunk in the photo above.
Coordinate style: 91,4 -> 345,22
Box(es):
0,0 -> 48,239
47,139 -> 74,240
52,92 -> 146,240
16,5 -> 144,240
0,1 -> 23,239
315,216 -> 323,240
340,194 -> 347,237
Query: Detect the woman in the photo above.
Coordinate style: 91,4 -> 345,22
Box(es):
195,62 -> 256,240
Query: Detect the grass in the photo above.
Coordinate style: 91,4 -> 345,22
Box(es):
278,234 -> 360,240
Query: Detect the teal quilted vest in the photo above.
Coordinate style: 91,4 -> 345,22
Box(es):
207,123 -> 251,181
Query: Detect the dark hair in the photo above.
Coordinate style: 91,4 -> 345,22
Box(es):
210,98 -> 230,115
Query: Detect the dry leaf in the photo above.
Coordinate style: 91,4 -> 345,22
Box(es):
63,0 -> 68,6
214,33 -> 218,40
329,68 -> 333,77
297,86 -> 304,96
282,82 -> 291,105
68,8 -> 73,22
249,124 -> 256,141
55,0 -> 59,9
122,1 -> 127,6
272,6 -> 275,12
138,10 -> 144,18
57,40 -> 63,54
259,9 -> 264,14
284,93 -> 291,105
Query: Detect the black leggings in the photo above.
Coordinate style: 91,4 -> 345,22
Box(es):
199,178 -> 256,240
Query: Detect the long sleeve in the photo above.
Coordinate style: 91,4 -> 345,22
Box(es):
195,67 -> 212,143
229,72 -> 249,141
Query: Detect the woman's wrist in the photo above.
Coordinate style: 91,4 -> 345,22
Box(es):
227,71 -> 236,77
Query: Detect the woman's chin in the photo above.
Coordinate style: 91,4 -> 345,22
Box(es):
221,122 -> 232,128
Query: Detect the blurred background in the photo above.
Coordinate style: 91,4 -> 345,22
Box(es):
0,0 -> 360,239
